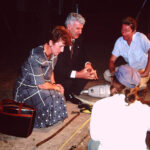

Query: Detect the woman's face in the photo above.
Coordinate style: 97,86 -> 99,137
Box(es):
49,39 -> 65,56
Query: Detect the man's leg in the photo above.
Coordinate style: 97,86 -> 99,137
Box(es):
59,78 -> 83,104
71,78 -> 88,95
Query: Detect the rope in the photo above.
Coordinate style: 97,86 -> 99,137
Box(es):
58,117 -> 91,150
36,112 -> 80,147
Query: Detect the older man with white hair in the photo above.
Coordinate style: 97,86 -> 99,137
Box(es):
54,12 -> 98,104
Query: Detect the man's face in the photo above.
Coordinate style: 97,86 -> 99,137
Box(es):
67,21 -> 84,39
121,24 -> 136,41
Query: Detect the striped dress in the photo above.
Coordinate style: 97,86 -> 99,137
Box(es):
13,45 -> 67,128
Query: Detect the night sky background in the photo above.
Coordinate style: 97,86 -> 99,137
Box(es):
0,0 -> 150,71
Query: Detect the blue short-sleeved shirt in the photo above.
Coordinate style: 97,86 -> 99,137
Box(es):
112,32 -> 150,70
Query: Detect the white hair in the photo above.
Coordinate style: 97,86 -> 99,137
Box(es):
65,12 -> 85,27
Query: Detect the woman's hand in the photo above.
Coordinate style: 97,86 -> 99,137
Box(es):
53,84 -> 64,95
38,82 -> 64,95
38,82 -> 53,90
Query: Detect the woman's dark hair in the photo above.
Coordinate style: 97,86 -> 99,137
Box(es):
124,88 -> 136,104
112,75 -> 137,105
47,26 -> 71,46
122,17 -> 137,31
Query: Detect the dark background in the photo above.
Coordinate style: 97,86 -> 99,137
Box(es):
0,0 -> 150,72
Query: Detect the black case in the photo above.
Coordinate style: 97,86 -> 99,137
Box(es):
0,99 -> 36,137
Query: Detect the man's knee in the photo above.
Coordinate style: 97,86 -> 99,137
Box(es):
103,69 -> 111,82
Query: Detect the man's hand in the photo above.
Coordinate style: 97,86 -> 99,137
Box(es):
85,63 -> 98,80
76,68 -> 98,80
139,70 -> 149,77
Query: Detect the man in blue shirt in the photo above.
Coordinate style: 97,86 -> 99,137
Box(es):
104,16 -> 150,89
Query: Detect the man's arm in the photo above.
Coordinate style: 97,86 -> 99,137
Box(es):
140,49 -> 150,77
109,54 -> 118,74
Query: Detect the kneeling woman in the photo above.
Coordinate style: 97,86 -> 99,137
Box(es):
13,26 -> 71,128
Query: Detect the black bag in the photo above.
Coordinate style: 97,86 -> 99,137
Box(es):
0,99 -> 36,137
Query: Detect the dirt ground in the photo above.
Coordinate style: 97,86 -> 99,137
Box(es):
1,44 -> 150,150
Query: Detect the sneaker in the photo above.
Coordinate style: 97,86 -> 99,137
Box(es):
78,103 -> 92,114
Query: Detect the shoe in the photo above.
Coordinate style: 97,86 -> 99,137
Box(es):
66,93 -> 82,104
80,109 -> 91,114
78,103 -> 92,114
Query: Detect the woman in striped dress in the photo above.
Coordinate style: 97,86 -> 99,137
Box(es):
13,26 -> 71,128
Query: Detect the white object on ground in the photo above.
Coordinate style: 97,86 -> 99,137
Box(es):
80,84 -> 111,98
74,95 -> 96,105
